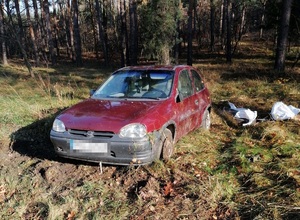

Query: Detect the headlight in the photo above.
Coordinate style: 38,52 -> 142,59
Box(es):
52,119 -> 66,132
120,123 -> 147,138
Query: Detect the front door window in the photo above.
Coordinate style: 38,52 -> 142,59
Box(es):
178,70 -> 193,99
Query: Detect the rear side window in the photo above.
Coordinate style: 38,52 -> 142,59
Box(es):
178,70 -> 193,99
191,70 -> 205,92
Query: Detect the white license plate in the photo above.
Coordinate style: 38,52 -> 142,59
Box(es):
70,140 -> 108,153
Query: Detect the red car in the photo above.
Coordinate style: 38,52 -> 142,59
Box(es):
50,65 -> 211,165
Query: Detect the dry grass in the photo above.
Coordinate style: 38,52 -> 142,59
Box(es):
1,41 -> 300,219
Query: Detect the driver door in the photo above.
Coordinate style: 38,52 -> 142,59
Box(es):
175,69 -> 198,138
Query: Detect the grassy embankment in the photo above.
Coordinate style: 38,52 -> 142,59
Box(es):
0,41 -> 300,219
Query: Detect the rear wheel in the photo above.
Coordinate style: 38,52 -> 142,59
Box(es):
160,129 -> 174,160
202,109 -> 211,130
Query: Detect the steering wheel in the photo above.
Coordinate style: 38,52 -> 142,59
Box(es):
143,88 -> 167,98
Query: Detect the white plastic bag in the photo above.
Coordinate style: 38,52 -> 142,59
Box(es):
228,102 -> 257,126
271,102 -> 300,120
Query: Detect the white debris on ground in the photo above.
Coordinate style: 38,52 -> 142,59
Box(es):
228,102 -> 257,126
225,101 -> 300,126
270,101 -> 300,121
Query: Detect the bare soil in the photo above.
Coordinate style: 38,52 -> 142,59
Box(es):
1,114 -> 237,219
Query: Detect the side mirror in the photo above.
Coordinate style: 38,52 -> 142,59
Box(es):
90,89 -> 96,96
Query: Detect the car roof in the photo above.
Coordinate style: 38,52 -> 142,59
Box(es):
118,65 -> 191,72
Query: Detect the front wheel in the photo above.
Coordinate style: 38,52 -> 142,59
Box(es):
160,129 -> 174,161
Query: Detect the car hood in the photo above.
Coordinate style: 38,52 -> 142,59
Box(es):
58,98 -> 163,133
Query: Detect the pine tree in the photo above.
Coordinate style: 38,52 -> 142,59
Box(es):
274,0 -> 293,73
139,0 -> 181,64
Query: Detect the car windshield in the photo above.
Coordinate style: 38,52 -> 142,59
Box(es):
92,70 -> 174,99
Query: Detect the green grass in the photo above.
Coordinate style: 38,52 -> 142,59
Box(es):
1,43 -> 300,219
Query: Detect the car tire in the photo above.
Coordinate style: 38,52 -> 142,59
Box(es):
160,128 -> 174,160
202,109 -> 211,130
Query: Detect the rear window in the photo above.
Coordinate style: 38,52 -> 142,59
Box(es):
191,70 -> 205,92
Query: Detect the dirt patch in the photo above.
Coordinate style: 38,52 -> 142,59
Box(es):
1,135 -> 235,219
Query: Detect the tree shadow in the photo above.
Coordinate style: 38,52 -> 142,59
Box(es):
10,111 -> 60,161
9,109 -> 98,166
219,64 -> 300,82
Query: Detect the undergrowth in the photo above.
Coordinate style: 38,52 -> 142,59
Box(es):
1,48 -> 300,219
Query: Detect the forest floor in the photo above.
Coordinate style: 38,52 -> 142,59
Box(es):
1,37 -> 300,219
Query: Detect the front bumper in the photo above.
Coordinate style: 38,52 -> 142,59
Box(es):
50,130 -> 160,165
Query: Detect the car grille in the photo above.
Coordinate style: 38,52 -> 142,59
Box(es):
68,129 -> 114,138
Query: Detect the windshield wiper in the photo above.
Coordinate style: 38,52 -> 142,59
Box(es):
142,96 -> 161,100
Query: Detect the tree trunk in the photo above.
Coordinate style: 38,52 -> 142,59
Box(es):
0,3 -> 8,65
232,2 -> 246,55
174,0 -> 181,65
187,0 -> 194,66
274,0 -> 293,73
24,0 -> 39,66
129,0 -> 138,65
220,0 -> 225,49
6,2 -> 34,77
95,0 -> 108,64
120,0 -> 129,66
225,0 -> 232,63
14,0 -> 25,56
210,0 -> 216,52
52,1 -> 60,58
39,0 -> 49,65
88,0 -> 99,59
43,0 -> 57,65
72,0 -> 83,66
32,0 -> 42,65
161,45 -> 170,65
240,4 -> 246,36
65,0 -> 75,61
259,0 -> 267,39
119,1 -> 125,67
